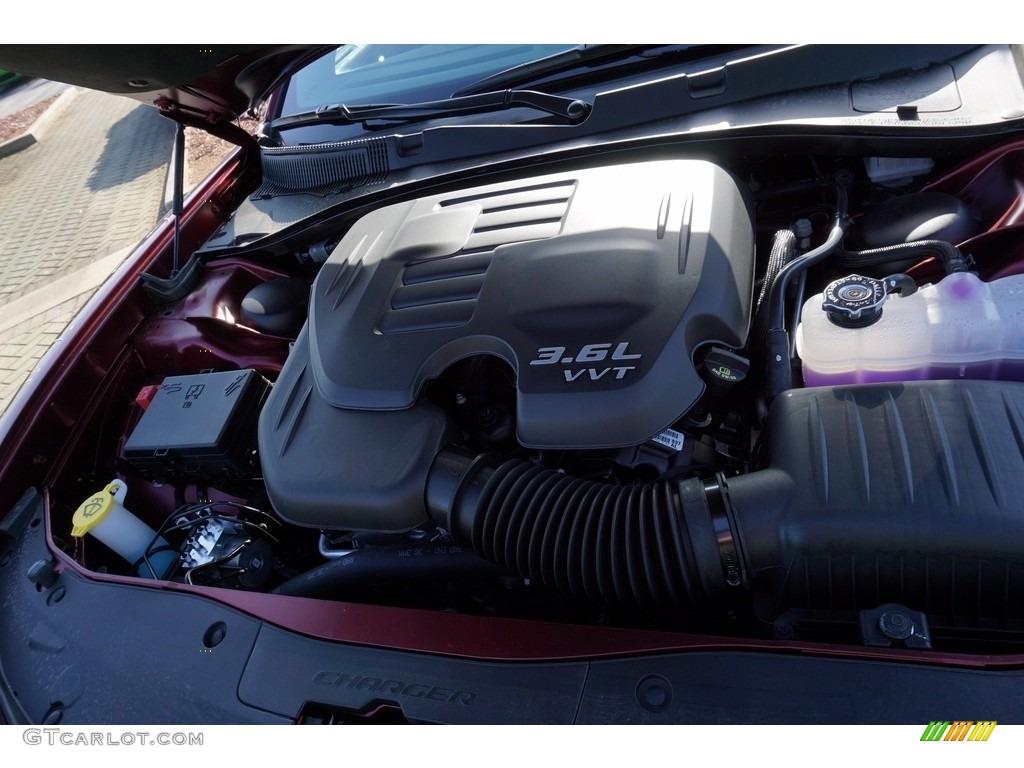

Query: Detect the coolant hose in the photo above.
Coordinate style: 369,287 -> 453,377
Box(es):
752,229 -> 797,349
765,189 -> 849,399
837,240 -> 968,274
271,544 -> 502,598
426,448 -> 742,607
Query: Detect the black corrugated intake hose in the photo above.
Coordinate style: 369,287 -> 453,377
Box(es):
837,240 -> 968,274
426,448 -> 740,607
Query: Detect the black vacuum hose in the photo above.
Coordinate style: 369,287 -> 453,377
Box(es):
837,240 -> 968,274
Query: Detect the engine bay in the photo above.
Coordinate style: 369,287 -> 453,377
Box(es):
48,139 -> 1024,655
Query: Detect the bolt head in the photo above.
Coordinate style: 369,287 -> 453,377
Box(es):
878,609 -> 914,640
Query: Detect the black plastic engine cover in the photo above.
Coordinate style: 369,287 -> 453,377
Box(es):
309,159 -> 754,449
259,326 -> 456,531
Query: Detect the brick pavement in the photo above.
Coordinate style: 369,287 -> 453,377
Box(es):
0,292 -> 92,404
0,89 -> 173,414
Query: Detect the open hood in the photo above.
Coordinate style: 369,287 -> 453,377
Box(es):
0,44 -> 333,123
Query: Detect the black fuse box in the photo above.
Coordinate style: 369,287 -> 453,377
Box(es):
124,370 -> 271,481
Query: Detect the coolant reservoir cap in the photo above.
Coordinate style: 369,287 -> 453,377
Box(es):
822,274 -> 888,328
71,481 -> 125,537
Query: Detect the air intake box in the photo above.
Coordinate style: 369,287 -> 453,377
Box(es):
723,380 -> 1024,620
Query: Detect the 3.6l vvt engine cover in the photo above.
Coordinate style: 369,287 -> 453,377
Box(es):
305,159 -> 754,449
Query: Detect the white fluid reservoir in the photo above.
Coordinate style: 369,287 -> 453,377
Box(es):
71,480 -> 176,579
796,271 -> 1024,387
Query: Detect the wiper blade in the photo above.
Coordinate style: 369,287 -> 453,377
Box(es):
451,44 -> 714,97
268,89 -> 590,131
452,44 -> 652,97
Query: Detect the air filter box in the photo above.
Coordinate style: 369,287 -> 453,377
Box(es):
124,370 -> 271,480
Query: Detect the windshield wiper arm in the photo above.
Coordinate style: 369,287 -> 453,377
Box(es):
452,44 -> 655,97
451,44 -> 754,98
268,89 -> 591,131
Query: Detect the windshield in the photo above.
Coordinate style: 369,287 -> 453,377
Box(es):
279,44 -> 576,115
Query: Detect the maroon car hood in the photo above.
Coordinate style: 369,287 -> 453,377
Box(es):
0,44 -> 332,123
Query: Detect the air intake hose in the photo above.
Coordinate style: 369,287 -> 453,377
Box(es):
427,382 -> 1024,619
426,448 -> 745,607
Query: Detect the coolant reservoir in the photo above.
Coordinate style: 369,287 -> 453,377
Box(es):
796,271 -> 1024,386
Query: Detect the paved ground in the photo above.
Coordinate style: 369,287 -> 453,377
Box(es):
0,88 -> 174,414
0,78 -> 67,119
